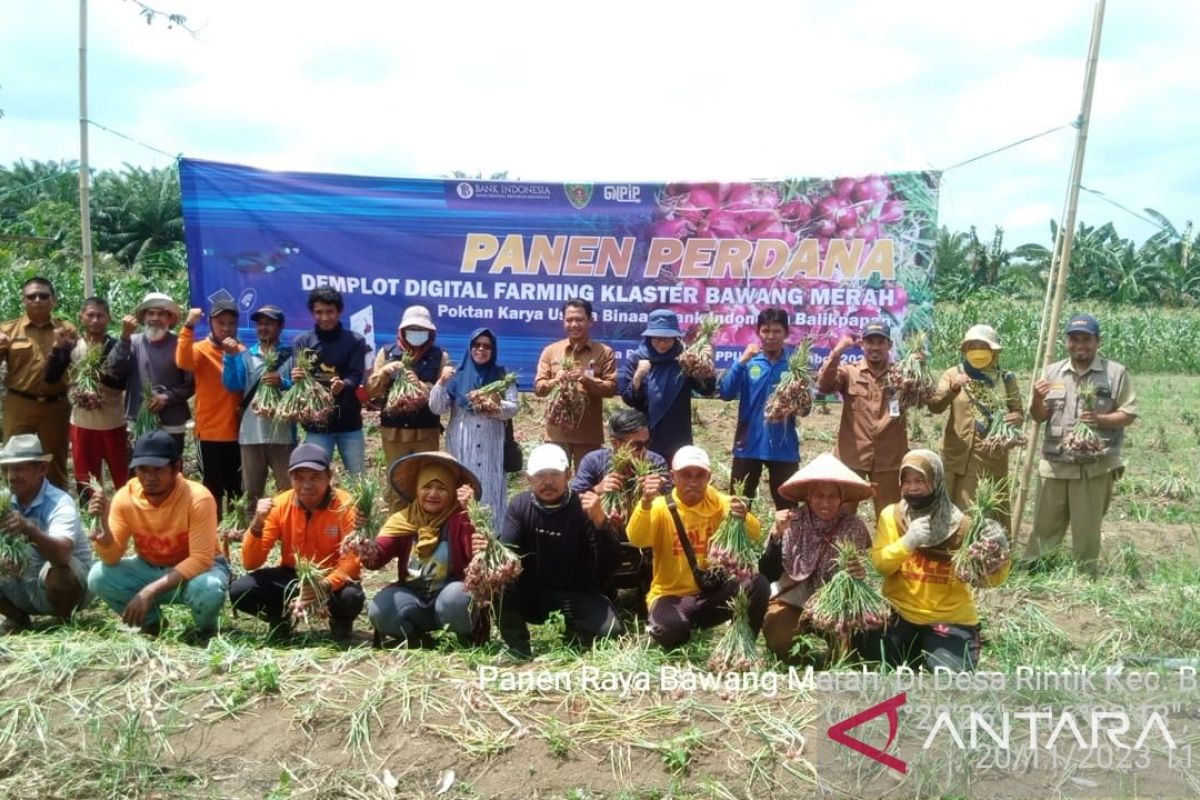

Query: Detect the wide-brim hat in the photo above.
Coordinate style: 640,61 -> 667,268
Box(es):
399,304 -> 437,331
0,434 -> 53,465
960,324 -> 1002,351
133,292 -> 182,325
778,452 -> 874,503
388,451 -> 481,505
640,309 -> 685,339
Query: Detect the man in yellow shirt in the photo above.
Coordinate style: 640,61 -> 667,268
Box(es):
87,431 -> 229,641
626,446 -> 768,648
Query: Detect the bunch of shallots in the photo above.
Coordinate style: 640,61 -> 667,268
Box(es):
385,352 -> 430,415
707,589 -> 761,673
340,473 -> 385,563
68,342 -> 105,410
132,380 -> 160,438
278,349 -> 335,427
462,497 -> 522,608
970,384 -> 1027,452
545,355 -> 588,428
249,344 -> 285,419
1060,383 -> 1106,459
763,340 -> 814,422
804,541 -> 889,636
951,477 -> 1011,586
678,316 -> 719,380
0,484 -> 27,577
468,372 -> 517,415
218,493 -> 249,543
706,479 -> 759,582
286,556 -> 331,628
887,331 -> 935,409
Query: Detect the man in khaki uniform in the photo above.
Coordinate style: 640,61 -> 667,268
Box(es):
816,321 -> 908,519
533,298 -> 617,469
1024,314 -> 1136,575
0,278 -> 77,490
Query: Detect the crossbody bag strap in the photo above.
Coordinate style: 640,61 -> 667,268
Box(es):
665,497 -> 705,585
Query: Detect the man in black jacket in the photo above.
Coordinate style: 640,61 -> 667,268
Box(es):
488,444 -> 624,658
290,288 -> 371,474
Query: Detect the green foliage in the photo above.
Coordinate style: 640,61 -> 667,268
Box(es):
935,297 -> 1200,374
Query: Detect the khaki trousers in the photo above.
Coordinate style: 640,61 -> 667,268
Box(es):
853,469 -> 901,520
3,393 -> 70,490
945,459 -> 1012,531
1024,471 -> 1115,573
381,427 -> 441,510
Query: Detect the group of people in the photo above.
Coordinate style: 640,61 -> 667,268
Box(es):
0,276 -> 1136,669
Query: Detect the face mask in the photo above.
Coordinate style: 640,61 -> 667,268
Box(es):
902,492 -> 936,510
404,329 -> 430,347
964,348 -> 994,369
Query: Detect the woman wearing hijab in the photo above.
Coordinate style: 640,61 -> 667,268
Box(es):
870,449 -> 1011,672
428,328 -> 519,521
618,309 -> 715,465
927,324 -> 1023,528
367,305 -> 449,507
364,452 -> 484,646
758,453 -> 874,663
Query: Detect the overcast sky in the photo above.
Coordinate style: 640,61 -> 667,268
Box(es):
2,0 -> 1195,247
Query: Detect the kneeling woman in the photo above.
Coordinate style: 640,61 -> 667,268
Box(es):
870,449 -> 1010,672
364,452 -> 484,646
758,453 -> 874,663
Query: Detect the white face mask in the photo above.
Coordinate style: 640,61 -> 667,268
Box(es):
404,329 -> 430,347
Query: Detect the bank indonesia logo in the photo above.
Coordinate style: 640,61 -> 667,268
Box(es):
564,183 -> 593,209
456,182 -> 475,200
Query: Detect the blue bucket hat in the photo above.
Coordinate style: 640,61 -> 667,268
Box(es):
640,309 -> 684,339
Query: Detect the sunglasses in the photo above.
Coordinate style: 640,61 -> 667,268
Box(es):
24,292 -> 52,301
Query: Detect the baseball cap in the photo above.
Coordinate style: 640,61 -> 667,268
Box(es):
251,304 -> 285,324
1065,314 -> 1100,337
526,444 -> 569,476
210,298 -> 238,317
288,443 -> 331,472
672,445 -> 711,472
862,321 -> 891,340
129,430 -> 179,469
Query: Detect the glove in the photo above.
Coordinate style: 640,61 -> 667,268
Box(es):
900,516 -> 951,551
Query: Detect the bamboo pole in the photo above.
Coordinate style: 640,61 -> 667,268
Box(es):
78,0 -> 95,297
1011,0 -> 1107,542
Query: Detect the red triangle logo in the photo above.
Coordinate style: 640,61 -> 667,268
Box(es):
827,691 -> 907,773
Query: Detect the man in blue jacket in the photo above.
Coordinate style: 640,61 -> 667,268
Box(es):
717,308 -> 803,510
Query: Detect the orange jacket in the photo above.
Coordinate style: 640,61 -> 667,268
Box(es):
242,487 -> 361,590
97,475 -> 218,579
176,326 -> 243,441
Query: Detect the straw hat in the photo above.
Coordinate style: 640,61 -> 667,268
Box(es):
778,453 -> 874,503
388,451 -> 481,504
133,292 -> 182,325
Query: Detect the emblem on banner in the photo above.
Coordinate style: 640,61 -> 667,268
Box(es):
564,183 -> 593,209
456,182 -> 475,200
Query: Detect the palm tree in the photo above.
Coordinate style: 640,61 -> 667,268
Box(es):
91,164 -> 183,267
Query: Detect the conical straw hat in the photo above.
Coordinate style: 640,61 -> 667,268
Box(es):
778,452 -> 874,503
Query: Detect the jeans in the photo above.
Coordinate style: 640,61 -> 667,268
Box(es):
368,581 -> 476,642
303,430 -> 365,474
88,556 -> 231,630
498,582 -> 624,655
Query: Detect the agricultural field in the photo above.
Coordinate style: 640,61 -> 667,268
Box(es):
1,364 -> 1197,799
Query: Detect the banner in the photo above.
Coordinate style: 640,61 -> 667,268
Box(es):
181,159 -> 940,386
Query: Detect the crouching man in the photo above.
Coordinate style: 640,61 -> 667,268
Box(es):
627,445 -> 769,648
87,430 -> 229,641
488,444 -> 624,658
231,443 -> 364,642
0,434 -> 92,630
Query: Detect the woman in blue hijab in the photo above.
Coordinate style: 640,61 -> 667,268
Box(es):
429,328 -> 519,520
618,309 -> 716,464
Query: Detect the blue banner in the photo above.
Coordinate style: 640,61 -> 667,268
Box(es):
181,159 -> 939,387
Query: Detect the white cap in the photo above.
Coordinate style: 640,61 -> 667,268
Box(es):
527,444 -> 569,476
672,445 -> 711,472
961,324 -> 1002,351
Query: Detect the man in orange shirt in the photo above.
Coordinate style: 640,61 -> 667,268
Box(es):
231,443 -> 363,641
87,431 -> 230,641
177,299 -> 245,518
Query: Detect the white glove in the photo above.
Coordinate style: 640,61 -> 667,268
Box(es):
901,517 -> 941,550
